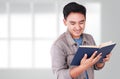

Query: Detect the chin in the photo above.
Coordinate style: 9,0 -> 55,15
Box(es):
71,32 -> 82,38
74,34 -> 81,38
75,33 -> 81,36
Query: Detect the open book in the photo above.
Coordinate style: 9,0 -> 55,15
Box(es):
71,41 -> 116,66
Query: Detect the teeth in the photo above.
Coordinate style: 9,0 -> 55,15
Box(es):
75,31 -> 80,34
73,30 -> 81,34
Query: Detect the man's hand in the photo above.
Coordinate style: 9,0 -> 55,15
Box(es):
70,51 -> 102,78
94,53 -> 112,69
80,51 -> 102,69
103,53 -> 112,62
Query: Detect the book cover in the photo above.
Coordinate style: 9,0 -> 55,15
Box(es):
71,42 -> 116,66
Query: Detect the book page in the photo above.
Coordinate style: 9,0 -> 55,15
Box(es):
79,45 -> 99,48
80,41 -> 115,48
99,41 -> 113,48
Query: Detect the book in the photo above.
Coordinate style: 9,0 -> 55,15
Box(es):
71,41 -> 116,66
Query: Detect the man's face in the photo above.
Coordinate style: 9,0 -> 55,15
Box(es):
64,12 -> 86,39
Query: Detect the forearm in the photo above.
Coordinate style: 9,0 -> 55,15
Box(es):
70,52 -> 103,78
53,69 -> 72,79
70,65 -> 87,78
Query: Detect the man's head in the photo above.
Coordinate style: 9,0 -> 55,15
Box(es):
63,2 -> 86,39
63,2 -> 86,20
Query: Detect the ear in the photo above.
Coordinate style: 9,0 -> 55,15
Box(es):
63,19 -> 67,26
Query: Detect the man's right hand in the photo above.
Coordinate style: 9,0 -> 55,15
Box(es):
80,51 -> 102,69
70,51 -> 102,78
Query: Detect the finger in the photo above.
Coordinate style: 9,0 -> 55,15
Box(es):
90,51 -> 97,59
93,53 -> 102,63
94,53 -> 102,60
83,54 -> 87,60
107,53 -> 112,57
103,57 -> 110,62
80,54 -> 87,64
81,54 -> 87,63
106,55 -> 109,58
98,53 -> 102,57
109,53 -> 112,56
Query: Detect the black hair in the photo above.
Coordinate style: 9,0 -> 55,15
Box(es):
63,2 -> 86,19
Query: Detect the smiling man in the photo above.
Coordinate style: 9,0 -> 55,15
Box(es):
63,12 -> 85,39
51,2 -> 111,79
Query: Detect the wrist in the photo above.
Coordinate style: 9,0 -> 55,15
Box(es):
78,64 -> 88,71
70,65 -> 87,78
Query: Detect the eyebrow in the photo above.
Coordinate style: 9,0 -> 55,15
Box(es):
79,20 -> 85,22
70,21 -> 76,23
69,20 -> 85,23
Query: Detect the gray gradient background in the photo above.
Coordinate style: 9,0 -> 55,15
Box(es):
0,0 -> 119,79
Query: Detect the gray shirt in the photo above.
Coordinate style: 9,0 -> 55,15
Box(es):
51,30 -> 104,79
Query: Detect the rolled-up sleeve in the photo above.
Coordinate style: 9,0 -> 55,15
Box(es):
94,62 -> 105,70
50,44 -> 72,79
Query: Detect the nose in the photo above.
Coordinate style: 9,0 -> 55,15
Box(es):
75,24 -> 81,30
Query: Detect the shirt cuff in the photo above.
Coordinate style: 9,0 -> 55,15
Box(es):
94,62 -> 105,70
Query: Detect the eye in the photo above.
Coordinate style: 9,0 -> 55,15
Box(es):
79,20 -> 85,25
71,23 -> 75,25
70,22 -> 75,25
79,22 -> 84,24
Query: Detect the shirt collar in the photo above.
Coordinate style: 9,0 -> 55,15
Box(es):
65,30 -> 88,46
82,34 -> 89,45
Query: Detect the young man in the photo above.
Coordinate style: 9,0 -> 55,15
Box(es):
51,2 -> 111,79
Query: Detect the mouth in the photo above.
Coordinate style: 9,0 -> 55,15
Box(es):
74,30 -> 81,34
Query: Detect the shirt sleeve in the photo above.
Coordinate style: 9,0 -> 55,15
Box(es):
94,62 -> 105,70
50,44 -> 72,79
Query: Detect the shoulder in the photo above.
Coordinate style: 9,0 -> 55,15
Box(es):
52,32 -> 67,48
51,32 -> 68,55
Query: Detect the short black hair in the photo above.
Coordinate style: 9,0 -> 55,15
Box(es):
63,2 -> 86,19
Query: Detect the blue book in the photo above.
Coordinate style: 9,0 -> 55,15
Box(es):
71,41 -> 116,66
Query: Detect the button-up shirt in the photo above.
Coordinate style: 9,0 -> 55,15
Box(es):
51,30 -> 104,79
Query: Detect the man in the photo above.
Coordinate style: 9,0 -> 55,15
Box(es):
51,2 -> 111,79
